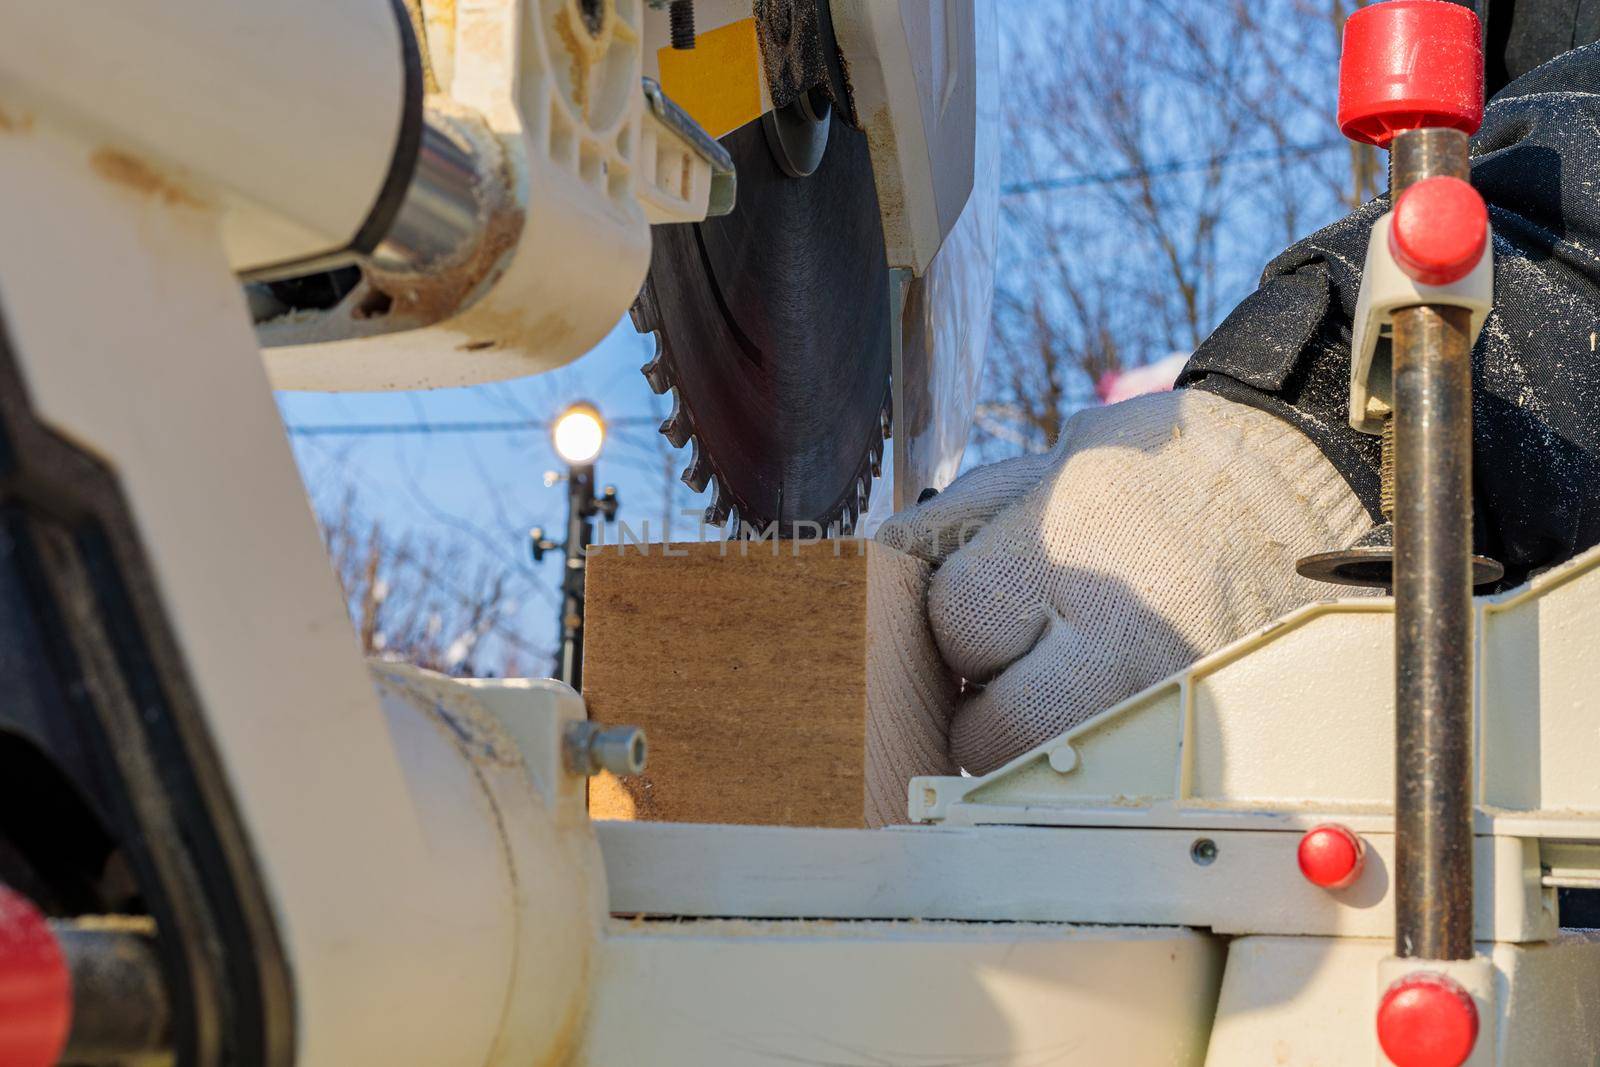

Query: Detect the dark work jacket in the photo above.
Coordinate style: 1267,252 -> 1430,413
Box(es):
1181,25 -> 1600,586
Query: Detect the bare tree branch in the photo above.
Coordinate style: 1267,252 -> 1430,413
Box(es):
979,0 -> 1357,458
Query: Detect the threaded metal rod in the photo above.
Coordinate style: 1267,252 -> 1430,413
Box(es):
1389,126 -> 1476,962
51,918 -> 172,1062
669,0 -> 695,48
1380,415 -> 1396,523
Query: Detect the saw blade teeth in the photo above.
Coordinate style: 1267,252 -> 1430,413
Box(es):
856,477 -> 870,513
703,478 -> 730,527
726,504 -> 742,538
628,286 -> 660,333
641,350 -> 672,395
681,438 -> 712,493
868,439 -> 883,478
660,393 -> 692,449
880,402 -> 893,440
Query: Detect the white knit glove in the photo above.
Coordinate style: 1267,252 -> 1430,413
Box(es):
878,388 -> 1376,775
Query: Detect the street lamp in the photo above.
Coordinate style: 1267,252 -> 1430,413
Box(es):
531,402 -> 618,689
552,402 -> 605,465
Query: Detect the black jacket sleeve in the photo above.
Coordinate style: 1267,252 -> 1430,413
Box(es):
1180,42 -> 1600,585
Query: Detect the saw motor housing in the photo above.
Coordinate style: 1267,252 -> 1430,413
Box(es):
250,0 -> 985,391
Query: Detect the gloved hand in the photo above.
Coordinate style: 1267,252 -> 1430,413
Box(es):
878,388 -> 1376,774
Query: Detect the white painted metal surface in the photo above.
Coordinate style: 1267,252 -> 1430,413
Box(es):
832,0 -> 978,275
263,0 -> 656,390
0,113 -> 603,1064
911,542 -> 1600,846
378,668 -> 609,1066
597,822 -> 1554,943
636,101 -> 718,224
0,0 -> 411,272
582,919 -> 1223,1066
890,0 -> 998,509
1205,935 -> 1600,1066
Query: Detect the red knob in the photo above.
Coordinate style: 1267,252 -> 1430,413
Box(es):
1389,176 -> 1489,285
1338,0 -> 1484,148
0,887 -> 71,1067
1377,972 -> 1479,1067
1297,823 -> 1366,889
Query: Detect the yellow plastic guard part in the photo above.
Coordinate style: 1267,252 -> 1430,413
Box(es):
657,17 -> 766,139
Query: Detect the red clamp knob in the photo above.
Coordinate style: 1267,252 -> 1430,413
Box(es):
1297,823 -> 1366,889
1338,0 -> 1484,147
0,887 -> 71,1067
1389,176 -> 1489,285
1377,972 -> 1479,1067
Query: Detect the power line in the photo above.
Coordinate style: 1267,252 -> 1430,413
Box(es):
1001,138 -> 1347,197
287,140 -> 1351,438
284,416 -> 659,437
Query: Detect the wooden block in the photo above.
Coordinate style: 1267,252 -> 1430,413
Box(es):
582,540 -> 956,828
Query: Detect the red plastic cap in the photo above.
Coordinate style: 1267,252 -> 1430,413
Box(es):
1377,972 -> 1479,1067
0,887 -> 71,1067
1297,823 -> 1366,889
1389,176 -> 1489,285
1338,0 -> 1484,147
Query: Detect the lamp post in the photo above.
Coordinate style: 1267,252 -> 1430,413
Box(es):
531,402 -> 618,689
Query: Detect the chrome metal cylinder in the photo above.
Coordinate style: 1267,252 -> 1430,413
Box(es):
368,108 -> 496,275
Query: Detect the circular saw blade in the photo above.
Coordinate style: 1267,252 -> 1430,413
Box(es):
633,110 -> 891,534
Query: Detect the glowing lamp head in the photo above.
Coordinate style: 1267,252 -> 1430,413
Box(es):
553,403 -> 605,465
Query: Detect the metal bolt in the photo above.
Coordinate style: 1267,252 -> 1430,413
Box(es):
563,721 -> 648,776
1190,838 -> 1218,866
669,0 -> 695,49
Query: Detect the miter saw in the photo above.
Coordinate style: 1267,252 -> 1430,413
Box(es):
13,4 -> 1600,1066
252,0 -> 997,534
0,5 -> 993,1061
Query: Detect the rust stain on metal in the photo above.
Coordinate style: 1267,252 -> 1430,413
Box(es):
364,189 -> 521,326
403,0 -> 441,94
0,105 -> 34,134
533,961 -> 592,1067
425,0 -> 457,54
458,6 -> 501,61
552,6 -> 596,122
521,308 -> 578,349
860,105 -> 903,226
362,105 -> 525,331
89,149 -> 204,208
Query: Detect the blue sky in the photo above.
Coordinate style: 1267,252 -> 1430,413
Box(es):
278,317 -> 717,672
